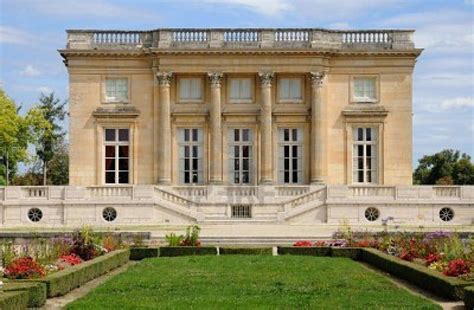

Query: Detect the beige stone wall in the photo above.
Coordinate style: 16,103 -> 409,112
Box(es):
68,54 -> 416,186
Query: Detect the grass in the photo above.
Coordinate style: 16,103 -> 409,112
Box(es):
67,256 -> 439,309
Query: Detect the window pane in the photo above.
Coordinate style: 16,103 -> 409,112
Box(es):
184,146 -> 189,158
367,145 -> 372,157
105,172 -> 115,184
118,129 -> 129,141
192,145 -> 198,157
292,171 -> 298,183
292,129 -> 298,141
242,172 -> 249,183
290,79 -> 301,99
243,159 -> 249,170
184,172 -> 190,183
234,146 -> 239,157
192,159 -> 198,170
184,159 -> 189,170
119,172 -> 129,184
284,146 -> 289,157
179,79 -> 190,99
284,129 -> 289,141
234,159 -> 240,170
284,171 -> 289,183
234,129 -> 240,142
230,79 -> 240,99
191,79 -> 201,99
284,158 -> 289,170
366,128 -> 372,141
192,172 -> 198,183
105,129 -> 116,141
292,145 -> 298,157
358,145 -> 364,156
242,129 -> 250,141
242,146 -> 249,158
119,159 -> 128,170
184,129 -> 189,142
105,145 -> 115,157
280,78 -> 290,99
192,129 -> 198,141
358,128 -> 364,141
234,172 -> 240,183
240,79 -> 251,99
105,159 -> 115,170
358,171 -> 364,182
292,158 -> 298,170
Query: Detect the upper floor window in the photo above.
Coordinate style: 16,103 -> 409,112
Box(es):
178,128 -> 203,184
353,77 -> 377,102
179,78 -> 203,102
352,127 -> 378,184
279,78 -> 302,102
229,78 -> 252,103
104,128 -> 129,184
105,78 -> 128,103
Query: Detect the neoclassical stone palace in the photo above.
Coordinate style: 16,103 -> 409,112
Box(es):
0,28 -> 472,231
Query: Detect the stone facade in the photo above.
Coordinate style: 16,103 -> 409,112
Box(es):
60,28 -> 421,187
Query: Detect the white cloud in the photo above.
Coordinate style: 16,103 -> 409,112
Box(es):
201,0 -> 291,16
0,26 -> 35,45
441,97 -> 474,109
12,0 -> 157,20
327,22 -> 351,30
20,65 -> 41,77
36,86 -> 53,94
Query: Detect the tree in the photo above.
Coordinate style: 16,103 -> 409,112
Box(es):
0,88 -> 51,185
413,149 -> 474,185
47,138 -> 69,185
34,93 -> 67,185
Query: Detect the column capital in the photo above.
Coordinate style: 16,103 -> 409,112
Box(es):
207,72 -> 223,87
309,71 -> 326,87
156,71 -> 173,86
258,71 -> 274,87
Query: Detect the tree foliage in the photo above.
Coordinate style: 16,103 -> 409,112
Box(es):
0,88 -> 52,185
413,149 -> 474,185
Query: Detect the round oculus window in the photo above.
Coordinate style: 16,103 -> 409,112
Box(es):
28,208 -> 43,222
364,207 -> 380,222
439,207 -> 454,222
102,207 -> 117,222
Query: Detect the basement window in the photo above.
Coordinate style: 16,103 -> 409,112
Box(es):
231,205 -> 252,219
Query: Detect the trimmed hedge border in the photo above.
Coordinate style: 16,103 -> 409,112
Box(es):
278,246 -> 331,256
3,282 -> 47,307
219,247 -> 273,255
159,246 -> 217,257
0,290 -> 29,310
130,247 -> 159,260
331,247 -> 362,260
18,249 -> 130,298
463,286 -> 474,309
359,248 -> 471,300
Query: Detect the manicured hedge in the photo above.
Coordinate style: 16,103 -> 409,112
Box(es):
219,247 -> 273,255
0,290 -> 29,310
278,246 -> 331,256
331,247 -> 362,260
3,282 -> 47,307
360,248 -> 471,300
19,249 -> 130,297
159,246 -> 217,257
463,286 -> 474,309
130,247 -> 159,260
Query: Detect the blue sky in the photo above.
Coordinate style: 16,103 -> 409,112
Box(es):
0,0 -> 473,167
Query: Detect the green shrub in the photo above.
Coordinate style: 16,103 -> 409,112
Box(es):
219,247 -> 273,255
165,233 -> 184,247
331,247 -> 362,260
0,290 -> 29,310
129,248 -> 159,260
463,286 -> 474,309
360,248 -> 471,300
278,247 -> 331,256
3,282 -> 47,307
159,246 -> 217,257
18,249 -> 129,297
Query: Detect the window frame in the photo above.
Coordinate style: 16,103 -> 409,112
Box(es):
103,77 -> 130,104
227,76 -> 255,104
350,75 -> 379,104
176,76 -> 204,103
228,128 -> 253,185
278,128 -> 304,184
277,76 -> 304,104
104,128 -> 130,185
178,128 -> 204,184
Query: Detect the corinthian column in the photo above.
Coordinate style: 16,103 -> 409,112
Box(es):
156,71 -> 173,184
309,71 -> 326,184
258,72 -> 274,184
207,72 -> 223,184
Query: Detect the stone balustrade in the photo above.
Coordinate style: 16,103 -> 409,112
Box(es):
275,186 -> 310,197
350,186 -> 396,199
87,186 -> 133,199
65,28 -> 415,51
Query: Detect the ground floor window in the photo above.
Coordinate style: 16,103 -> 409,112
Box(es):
104,128 -> 129,184
229,128 -> 252,184
179,128 -> 203,184
278,128 -> 303,184
352,127 -> 377,184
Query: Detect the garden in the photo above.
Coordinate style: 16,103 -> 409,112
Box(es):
0,225 -> 473,309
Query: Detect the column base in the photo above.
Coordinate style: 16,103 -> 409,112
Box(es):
209,180 -> 223,185
157,179 -> 171,186
259,180 -> 273,185
310,179 -> 325,185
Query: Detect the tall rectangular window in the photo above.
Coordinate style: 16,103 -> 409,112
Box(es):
229,78 -> 252,103
179,128 -> 203,184
352,127 -> 378,184
105,78 -> 128,102
353,77 -> 376,102
279,78 -> 302,101
179,78 -> 202,101
104,128 -> 129,184
278,128 -> 303,184
229,129 -> 252,184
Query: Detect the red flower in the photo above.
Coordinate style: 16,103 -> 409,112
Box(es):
60,253 -> 83,266
4,257 -> 46,279
425,253 -> 440,266
399,250 -> 414,262
313,240 -> 327,247
293,240 -> 313,247
443,259 -> 471,277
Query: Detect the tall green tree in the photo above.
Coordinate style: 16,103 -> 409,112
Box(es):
413,149 -> 474,185
34,93 -> 67,185
0,88 -> 51,185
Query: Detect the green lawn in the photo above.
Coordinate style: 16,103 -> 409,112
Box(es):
67,256 -> 439,309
